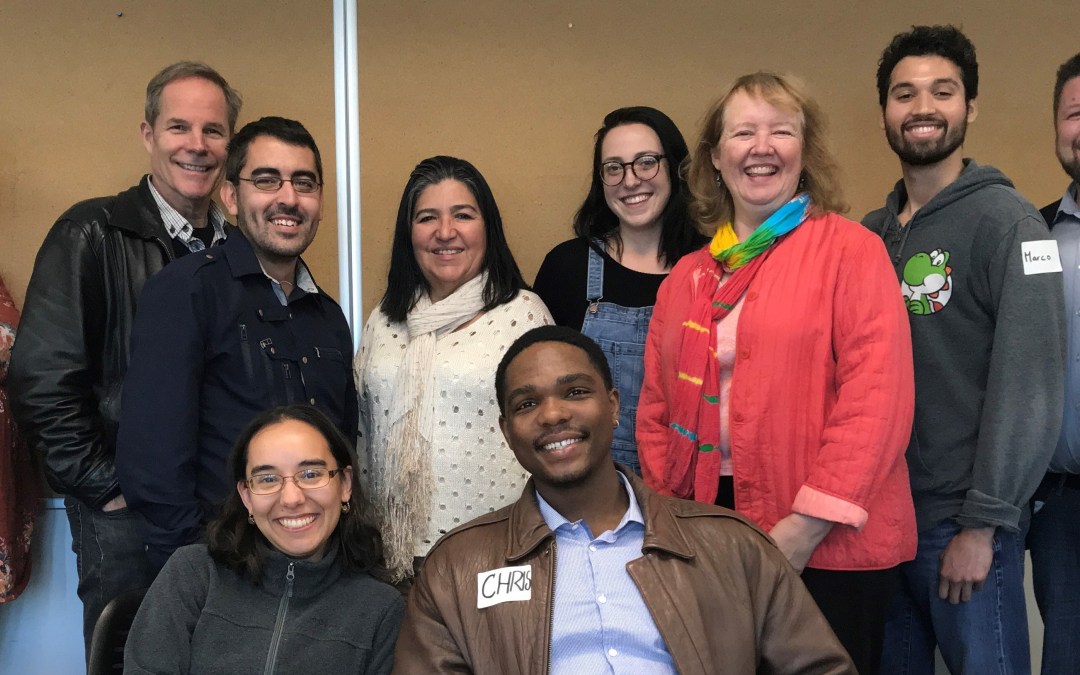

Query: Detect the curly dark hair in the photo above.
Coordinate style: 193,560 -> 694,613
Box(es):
206,405 -> 388,583
876,25 -> 978,107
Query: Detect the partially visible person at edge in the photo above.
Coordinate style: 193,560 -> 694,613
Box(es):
864,25 -> 1065,675
116,116 -> 357,570
393,326 -> 856,675
533,107 -> 706,475
7,61 -> 240,656
0,273 -> 37,603
637,71 -> 916,675
124,405 -> 403,674
354,156 -> 552,582
1029,51 -> 1080,675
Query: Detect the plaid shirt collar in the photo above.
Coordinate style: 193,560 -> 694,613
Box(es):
147,177 -> 227,252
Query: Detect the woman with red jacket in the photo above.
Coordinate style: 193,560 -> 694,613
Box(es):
637,72 -> 916,675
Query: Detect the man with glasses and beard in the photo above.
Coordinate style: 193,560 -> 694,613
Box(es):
115,117 -> 357,571
864,25 -> 1065,674
1028,51 -> 1080,675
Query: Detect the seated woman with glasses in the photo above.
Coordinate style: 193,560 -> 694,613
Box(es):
354,156 -> 552,583
125,405 -> 403,674
533,107 -> 706,474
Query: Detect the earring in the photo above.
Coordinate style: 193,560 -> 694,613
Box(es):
614,419 -> 620,429
714,173 -> 723,187
247,513 -> 255,524
798,173 -> 807,190
340,502 -> 351,514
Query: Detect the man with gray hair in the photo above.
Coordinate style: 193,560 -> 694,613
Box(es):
8,61 -> 241,658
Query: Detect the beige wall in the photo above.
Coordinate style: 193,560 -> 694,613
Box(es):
0,0 -> 337,306
2,0 -> 1076,320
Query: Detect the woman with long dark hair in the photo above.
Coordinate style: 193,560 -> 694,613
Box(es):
354,156 -> 551,582
533,107 -> 706,474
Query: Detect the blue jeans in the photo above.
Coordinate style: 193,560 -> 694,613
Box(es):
64,497 -> 157,661
881,518 -> 1030,675
1027,474 -> 1080,675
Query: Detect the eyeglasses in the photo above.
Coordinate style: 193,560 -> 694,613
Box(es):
237,175 -> 322,194
599,154 -> 666,186
246,467 -> 346,495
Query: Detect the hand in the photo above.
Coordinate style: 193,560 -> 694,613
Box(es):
938,526 -> 995,604
768,513 -> 834,573
102,494 -> 127,512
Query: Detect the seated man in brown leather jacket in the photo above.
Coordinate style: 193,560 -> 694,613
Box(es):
394,326 -> 855,674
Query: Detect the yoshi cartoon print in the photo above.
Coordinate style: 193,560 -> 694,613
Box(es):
901,249 -> 952,315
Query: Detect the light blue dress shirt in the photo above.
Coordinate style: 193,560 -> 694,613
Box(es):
1051,184 -> 1080,474
535,473 -> 676,674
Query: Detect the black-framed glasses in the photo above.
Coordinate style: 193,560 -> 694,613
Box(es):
599,154 -> 666,186
246,467 -> 346,495
238,175 -> 322,194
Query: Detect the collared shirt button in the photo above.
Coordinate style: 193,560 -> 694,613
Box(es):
205,253 -> 214,260
257,309 -> 264,317
309,397 -> 316,405
588,544 -> 597,552
269,347 -> 276,354
608,648 -> 618,657
597,594 -> 607,603
302,356 -> 309,364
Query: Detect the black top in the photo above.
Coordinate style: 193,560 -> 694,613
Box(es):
533,237 -> 671,330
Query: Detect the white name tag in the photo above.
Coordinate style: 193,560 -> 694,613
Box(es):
476,565 -> 531,609
1021,240 -> 1062,275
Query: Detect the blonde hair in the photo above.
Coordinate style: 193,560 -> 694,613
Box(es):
688,71 -> 847,230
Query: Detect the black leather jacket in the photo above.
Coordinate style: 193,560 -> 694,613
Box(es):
9,176 -> 177,509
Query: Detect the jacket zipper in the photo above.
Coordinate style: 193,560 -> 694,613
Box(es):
546,541 -> 557,675
262,561 -> 294,675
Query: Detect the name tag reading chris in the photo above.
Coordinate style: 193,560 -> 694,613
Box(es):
477,565 -> 532,609
1021,240 -> 1062,275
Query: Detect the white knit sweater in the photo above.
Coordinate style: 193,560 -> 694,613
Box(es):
355,291 -> 552,557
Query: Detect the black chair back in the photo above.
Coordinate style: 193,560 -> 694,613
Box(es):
87,587 -> 149,675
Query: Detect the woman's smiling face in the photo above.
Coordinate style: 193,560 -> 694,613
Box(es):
712,91 -> 804,230
238,418 -> 351,561
601,123 -> 672,234
410,179 -> 488,303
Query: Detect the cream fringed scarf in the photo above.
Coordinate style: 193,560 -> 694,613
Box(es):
375,273 -> 487,581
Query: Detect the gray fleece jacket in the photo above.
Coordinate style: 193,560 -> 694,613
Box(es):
124,544 -> 404,674
863,159 -> 1065,533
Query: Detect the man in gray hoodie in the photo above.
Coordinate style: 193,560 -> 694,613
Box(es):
864,25 -> 1065,675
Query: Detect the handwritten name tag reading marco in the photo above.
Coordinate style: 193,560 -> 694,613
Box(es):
1021,240 -> 1062,275
477,565 -> 532,609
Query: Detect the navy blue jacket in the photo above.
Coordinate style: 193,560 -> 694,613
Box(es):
116,227 -> 357,568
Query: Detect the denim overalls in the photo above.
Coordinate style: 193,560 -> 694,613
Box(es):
580,241 -> 654,475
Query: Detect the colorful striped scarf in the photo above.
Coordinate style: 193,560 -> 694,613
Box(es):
664,194 -> 810,497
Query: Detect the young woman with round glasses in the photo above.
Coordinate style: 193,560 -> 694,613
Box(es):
533,107 -> 705,474
125,405 -> 402,674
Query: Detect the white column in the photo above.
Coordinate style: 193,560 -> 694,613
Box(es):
333,0 -> 363,346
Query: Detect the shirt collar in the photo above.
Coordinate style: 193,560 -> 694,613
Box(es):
258,258 -> 319,293
535,471 -> 644,536
1059,183 -> 1080,221
147,176 -> 227,251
